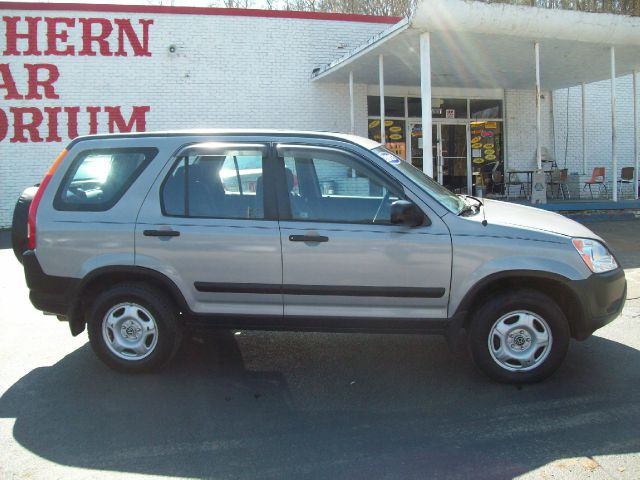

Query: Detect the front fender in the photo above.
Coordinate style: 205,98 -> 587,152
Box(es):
447,234 -> 591,317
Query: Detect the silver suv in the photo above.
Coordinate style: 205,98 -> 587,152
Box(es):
17,130 -> 627,383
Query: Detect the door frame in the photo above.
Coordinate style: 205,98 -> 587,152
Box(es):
406,120 -> 472,194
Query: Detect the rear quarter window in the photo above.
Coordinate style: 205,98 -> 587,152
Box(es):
54,147 -> 158,211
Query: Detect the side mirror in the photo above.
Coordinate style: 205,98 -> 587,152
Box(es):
390,200 -> 430,227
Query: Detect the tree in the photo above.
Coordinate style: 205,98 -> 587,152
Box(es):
209,0 -> 639,16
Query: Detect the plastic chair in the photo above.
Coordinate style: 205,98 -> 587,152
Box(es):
540,147 -> 557,172
582,167 -> 607,199
548,168 -> 570,200
491,170 -> 504,195
506,171 -> 526,200
618,167 -> 635,197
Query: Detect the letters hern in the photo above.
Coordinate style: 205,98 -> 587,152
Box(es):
2,16 -> 154,56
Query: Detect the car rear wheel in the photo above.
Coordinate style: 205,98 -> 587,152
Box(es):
469,289 -> 570,383
87,283 -> 182,373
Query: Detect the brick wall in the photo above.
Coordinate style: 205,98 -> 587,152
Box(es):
505,89 -> 554,170
552,76 -> 637,191
0,6 -> 387,227
1,5 -> 638,227
506,77 -> 638,199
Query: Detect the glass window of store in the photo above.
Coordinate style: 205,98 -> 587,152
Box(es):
367,95 -> 504,196
367,96 -> 407,159
469,100 -> 503,195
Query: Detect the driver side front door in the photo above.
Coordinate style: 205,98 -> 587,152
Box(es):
276,143 -> 452,326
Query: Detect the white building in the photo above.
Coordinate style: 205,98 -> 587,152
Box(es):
0,0 -> 638,227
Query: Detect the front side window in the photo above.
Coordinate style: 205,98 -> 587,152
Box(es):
279,147 -> 406,225
373,146 -> 466,214
55,147 -> 157,211
161,147 -> 264,219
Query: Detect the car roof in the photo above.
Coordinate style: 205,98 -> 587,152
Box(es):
66,129 -> 383,151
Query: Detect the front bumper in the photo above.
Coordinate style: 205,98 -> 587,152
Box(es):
569,267 -> 627,340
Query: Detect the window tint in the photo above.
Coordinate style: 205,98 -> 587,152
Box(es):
280,148 -> 406,224
407,97 -> 422,117
470,99 -> 502,119
367,95 -> 406,117
55,148 -> 157,211
161,147 -> 264,219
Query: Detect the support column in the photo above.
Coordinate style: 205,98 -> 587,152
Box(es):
581,82 -> 587,175
349,71 -> 355,135
611,47 -> 617,201
420,32 -> 433,177
535,42 -> 542,170
634,69 -> 638,200
379,55 -> 385,145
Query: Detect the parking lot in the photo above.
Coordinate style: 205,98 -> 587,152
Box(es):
0,220 -> 639,480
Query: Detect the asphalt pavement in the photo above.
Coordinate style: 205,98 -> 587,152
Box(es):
0,220 -> 639,480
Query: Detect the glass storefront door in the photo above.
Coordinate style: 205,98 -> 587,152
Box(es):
408,122 -> 470,194
408,122 -> 423,172
439,124 -> 469,194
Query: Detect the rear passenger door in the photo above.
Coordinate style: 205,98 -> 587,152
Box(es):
135,143 -> 283,318
276,143 -> 452,324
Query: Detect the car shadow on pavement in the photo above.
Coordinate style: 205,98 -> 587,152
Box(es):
1,330 -> 639,480
0,230 -> 11,250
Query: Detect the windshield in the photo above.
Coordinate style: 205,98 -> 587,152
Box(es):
372,146 -> 466,214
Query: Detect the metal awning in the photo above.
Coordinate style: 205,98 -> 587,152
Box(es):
312,0 -> 640,90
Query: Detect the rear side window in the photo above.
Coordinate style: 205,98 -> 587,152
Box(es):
54,148 -> 157,211
161,147 -> 265,219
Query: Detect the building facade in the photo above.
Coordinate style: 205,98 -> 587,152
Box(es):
0,1 -> 637,227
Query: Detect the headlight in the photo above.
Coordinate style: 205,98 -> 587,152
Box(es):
572,238 -> 618,273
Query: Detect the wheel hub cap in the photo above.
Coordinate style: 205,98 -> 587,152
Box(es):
121,320 -> 142,340
508,329 -> 532,352
102,302 -> 158,361
488,310 -> 552,372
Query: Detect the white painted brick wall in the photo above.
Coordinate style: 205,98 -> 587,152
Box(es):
505,89 -> 554,170
552,76 -> 637,197
1,7 -> 638,227
0,8 -> 386,227
506,80 -> 637,199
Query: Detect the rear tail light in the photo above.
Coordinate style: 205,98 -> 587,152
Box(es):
27,149 -> 67,250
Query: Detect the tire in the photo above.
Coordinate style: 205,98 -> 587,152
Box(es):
11,186 -> 38,264
87,283 -> 182,373
469,289 -> 570,384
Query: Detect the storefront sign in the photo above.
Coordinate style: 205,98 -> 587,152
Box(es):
0,15 -> 153,143
445,109 -> 455,118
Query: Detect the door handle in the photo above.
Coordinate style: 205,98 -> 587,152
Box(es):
289,234 -> 329,243
143,229 -> 180,237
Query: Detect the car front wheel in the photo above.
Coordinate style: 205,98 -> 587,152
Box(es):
469,289 -> 570,383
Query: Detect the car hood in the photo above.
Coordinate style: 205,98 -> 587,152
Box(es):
481,199 -> 602,240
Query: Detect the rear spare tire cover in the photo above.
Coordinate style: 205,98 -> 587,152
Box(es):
12,186 -> 38,263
